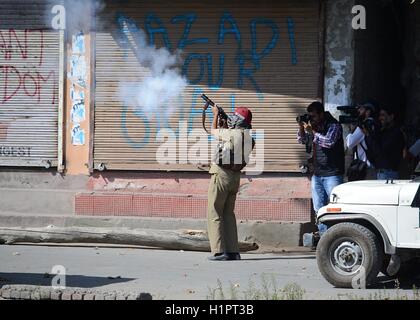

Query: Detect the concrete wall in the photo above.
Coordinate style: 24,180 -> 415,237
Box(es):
324,0 -> 355,120
0,171 -> 89,215
86,172 -> 311,199
73,172 -> 313,222
0,169 -> 312,221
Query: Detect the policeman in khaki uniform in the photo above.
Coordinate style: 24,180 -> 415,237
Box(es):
206,104 -> 254,261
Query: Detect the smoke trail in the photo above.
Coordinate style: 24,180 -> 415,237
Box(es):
47,2 -> 187,119
117,20 -> 188,120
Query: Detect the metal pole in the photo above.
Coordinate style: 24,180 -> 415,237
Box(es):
57,28 -> 66,173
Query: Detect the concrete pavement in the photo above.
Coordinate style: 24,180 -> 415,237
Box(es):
1,245 -> 419,300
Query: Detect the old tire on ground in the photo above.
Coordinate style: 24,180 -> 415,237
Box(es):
316,222 -> 383,288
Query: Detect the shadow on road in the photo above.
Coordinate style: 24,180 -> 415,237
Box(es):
0,273 -> 135,288
368,274 -> 420,291
241,255 -> 316,261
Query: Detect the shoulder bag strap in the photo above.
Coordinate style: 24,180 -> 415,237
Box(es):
359,139 -> 367,153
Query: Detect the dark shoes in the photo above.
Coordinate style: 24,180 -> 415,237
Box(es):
208,252 -> 241,261
226,253 -> 241,260
302,231 -> 321,250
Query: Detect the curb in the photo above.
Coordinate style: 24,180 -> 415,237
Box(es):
0,285 -> 153,301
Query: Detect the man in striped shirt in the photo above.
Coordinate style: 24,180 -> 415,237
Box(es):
297,102 -> 345,235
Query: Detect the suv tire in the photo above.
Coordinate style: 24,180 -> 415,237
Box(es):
317,222 -> 383,288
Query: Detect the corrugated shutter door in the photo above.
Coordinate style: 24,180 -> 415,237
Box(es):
94,0 -> 320,172
0,0 -> 60,167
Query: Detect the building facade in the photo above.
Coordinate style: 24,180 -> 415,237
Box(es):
0,0 -> 419,235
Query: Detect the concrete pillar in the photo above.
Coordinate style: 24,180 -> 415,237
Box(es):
64,2 -> 94,175
324,0 -> 355,120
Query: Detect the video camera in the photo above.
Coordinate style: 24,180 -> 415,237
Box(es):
337,106 -> 359,124
338,105 -> 377,135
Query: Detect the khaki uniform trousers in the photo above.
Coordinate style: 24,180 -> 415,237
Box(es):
207,166 -> 241,254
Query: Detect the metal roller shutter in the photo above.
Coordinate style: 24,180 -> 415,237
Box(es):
94,0 -> 321,172
0,0 -> 61,168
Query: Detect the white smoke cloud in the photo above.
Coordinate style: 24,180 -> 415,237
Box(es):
47,1 -> 187,119
117,25 -> 188,120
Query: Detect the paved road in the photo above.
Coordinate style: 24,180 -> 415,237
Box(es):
0,245 -> 419,300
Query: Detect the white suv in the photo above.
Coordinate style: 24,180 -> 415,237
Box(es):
316,178 -> 420,288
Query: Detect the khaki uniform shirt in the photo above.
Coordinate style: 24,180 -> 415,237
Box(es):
209,128 -> 252,174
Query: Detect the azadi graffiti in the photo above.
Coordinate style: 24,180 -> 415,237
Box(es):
114,11 -> 298,149
116,12 -> 297,93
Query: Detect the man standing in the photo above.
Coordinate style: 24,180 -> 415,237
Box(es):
345,102 -> 378,180
206,104 -> 254,261
365,106 -> 405,180
297,101 -> 345,234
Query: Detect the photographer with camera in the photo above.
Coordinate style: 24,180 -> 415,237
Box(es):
364,106 -> 405,180
202,95 -> 255,261
345,102 -> 378,181
297,101 -> 345,236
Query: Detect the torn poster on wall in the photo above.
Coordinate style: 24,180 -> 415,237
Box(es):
71,124 -> 85,146
71,101 -> 86,123
72,31 -> 86,55
70,84 -> 86,123
69,31 -> 87,146
69,55 -> 87,88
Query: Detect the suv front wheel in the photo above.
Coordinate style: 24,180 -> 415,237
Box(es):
316,222 -> 383,288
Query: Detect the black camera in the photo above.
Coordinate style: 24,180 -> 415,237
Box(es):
296,114 -> 311,124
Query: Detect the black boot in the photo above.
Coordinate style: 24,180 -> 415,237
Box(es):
225,253 -> 241,260
208,253 -> 241,261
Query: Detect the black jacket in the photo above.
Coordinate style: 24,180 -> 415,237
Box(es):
313,112 -> 345,177
365,125 -> 405,171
